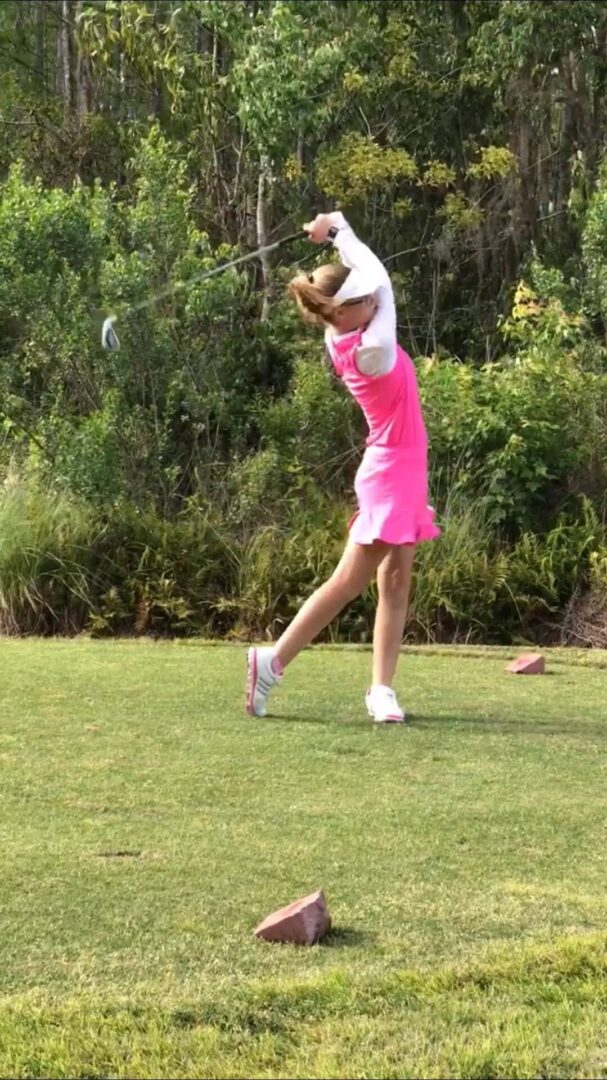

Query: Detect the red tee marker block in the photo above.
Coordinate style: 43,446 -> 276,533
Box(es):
254,889 -> 331,946
506,652 -> 545,675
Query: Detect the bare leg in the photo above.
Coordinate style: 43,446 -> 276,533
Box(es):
275,539 -> 390,668
372,544 -> 415,687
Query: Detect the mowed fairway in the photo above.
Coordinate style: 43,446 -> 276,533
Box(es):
0,640 -> 606,1079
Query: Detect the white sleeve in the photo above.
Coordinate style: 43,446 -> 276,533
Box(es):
328,212 -> 397,377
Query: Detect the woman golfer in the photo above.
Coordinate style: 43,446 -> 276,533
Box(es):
247,212 -> 439,723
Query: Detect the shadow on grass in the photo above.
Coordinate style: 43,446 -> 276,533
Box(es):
259,708 -> 604,741
264,712 -> 371,731
413,713 -> 606,739
322,926 -> 376,949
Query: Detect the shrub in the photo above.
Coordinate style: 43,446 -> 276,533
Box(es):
86,501 -> 232,637
408,494 -> 509,643
562,546 -> 607,649
0,477 -> 96,634
420,351 -> 607,531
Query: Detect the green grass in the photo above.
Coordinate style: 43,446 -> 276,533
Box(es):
1,640 -> 606,1079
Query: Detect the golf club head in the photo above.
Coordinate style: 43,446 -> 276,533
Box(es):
101,316 -> 120,351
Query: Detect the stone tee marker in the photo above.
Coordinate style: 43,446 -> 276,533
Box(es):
506,652 -> 545,675
254,889 -> 331,945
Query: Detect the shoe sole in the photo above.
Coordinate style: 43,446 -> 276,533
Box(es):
246,647 -> 258,716
366,706 -> 406,724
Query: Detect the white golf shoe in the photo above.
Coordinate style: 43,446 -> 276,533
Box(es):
246,647 -> 283,717
366,684 -> 406,724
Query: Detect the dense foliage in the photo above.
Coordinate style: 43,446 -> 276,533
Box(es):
1,0 -> 606,643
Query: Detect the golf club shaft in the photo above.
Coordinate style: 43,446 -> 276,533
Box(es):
128,230 -> 308,316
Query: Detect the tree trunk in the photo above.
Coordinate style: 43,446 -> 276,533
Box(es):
471,178 -> 487,304
514,73 -> 536,252
151,0 -> 163,119
114,4 -> 128,120
256,156 -> 272,323
245,182 -> 257,246
212,30 -> 219,78
74,0 -> 93,122
55,0 -> 72,111
592,23 -> 607,170
35,0 -> 47,97
197,10 -> 212,57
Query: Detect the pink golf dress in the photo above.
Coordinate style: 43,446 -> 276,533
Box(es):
325,214 -> 439,546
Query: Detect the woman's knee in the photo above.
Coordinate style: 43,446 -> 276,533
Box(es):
329,541 -> 388,604
330,574 -> 361,605
330,564 -> 367,603
378,559 -> 413,605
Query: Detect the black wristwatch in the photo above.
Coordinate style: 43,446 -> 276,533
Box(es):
327,225 -> 339,240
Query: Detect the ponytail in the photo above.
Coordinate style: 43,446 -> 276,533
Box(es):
288,263 -> 350,327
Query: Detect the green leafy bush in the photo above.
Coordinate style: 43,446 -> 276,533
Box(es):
420,350 -> 607,531
0,477 -> 96,634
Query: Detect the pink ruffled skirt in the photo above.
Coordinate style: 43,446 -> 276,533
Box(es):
349,445 -> 440,546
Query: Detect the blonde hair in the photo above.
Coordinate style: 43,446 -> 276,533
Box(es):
288,263 -> 351,327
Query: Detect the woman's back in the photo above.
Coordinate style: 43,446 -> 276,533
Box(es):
328,331 -> 428,451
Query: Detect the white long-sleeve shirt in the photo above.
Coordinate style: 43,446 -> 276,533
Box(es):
324,212 -> 397,377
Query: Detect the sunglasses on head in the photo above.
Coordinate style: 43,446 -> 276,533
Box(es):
341,295 -> 371,307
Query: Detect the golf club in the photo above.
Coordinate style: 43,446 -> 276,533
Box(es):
101,230 -> 309,351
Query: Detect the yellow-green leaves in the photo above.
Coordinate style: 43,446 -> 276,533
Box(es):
422,161 -> 457,189
317,134 -> 417,202
468,145 -> 517,181
342,70 -> 367,94
439,193 -> 483,233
